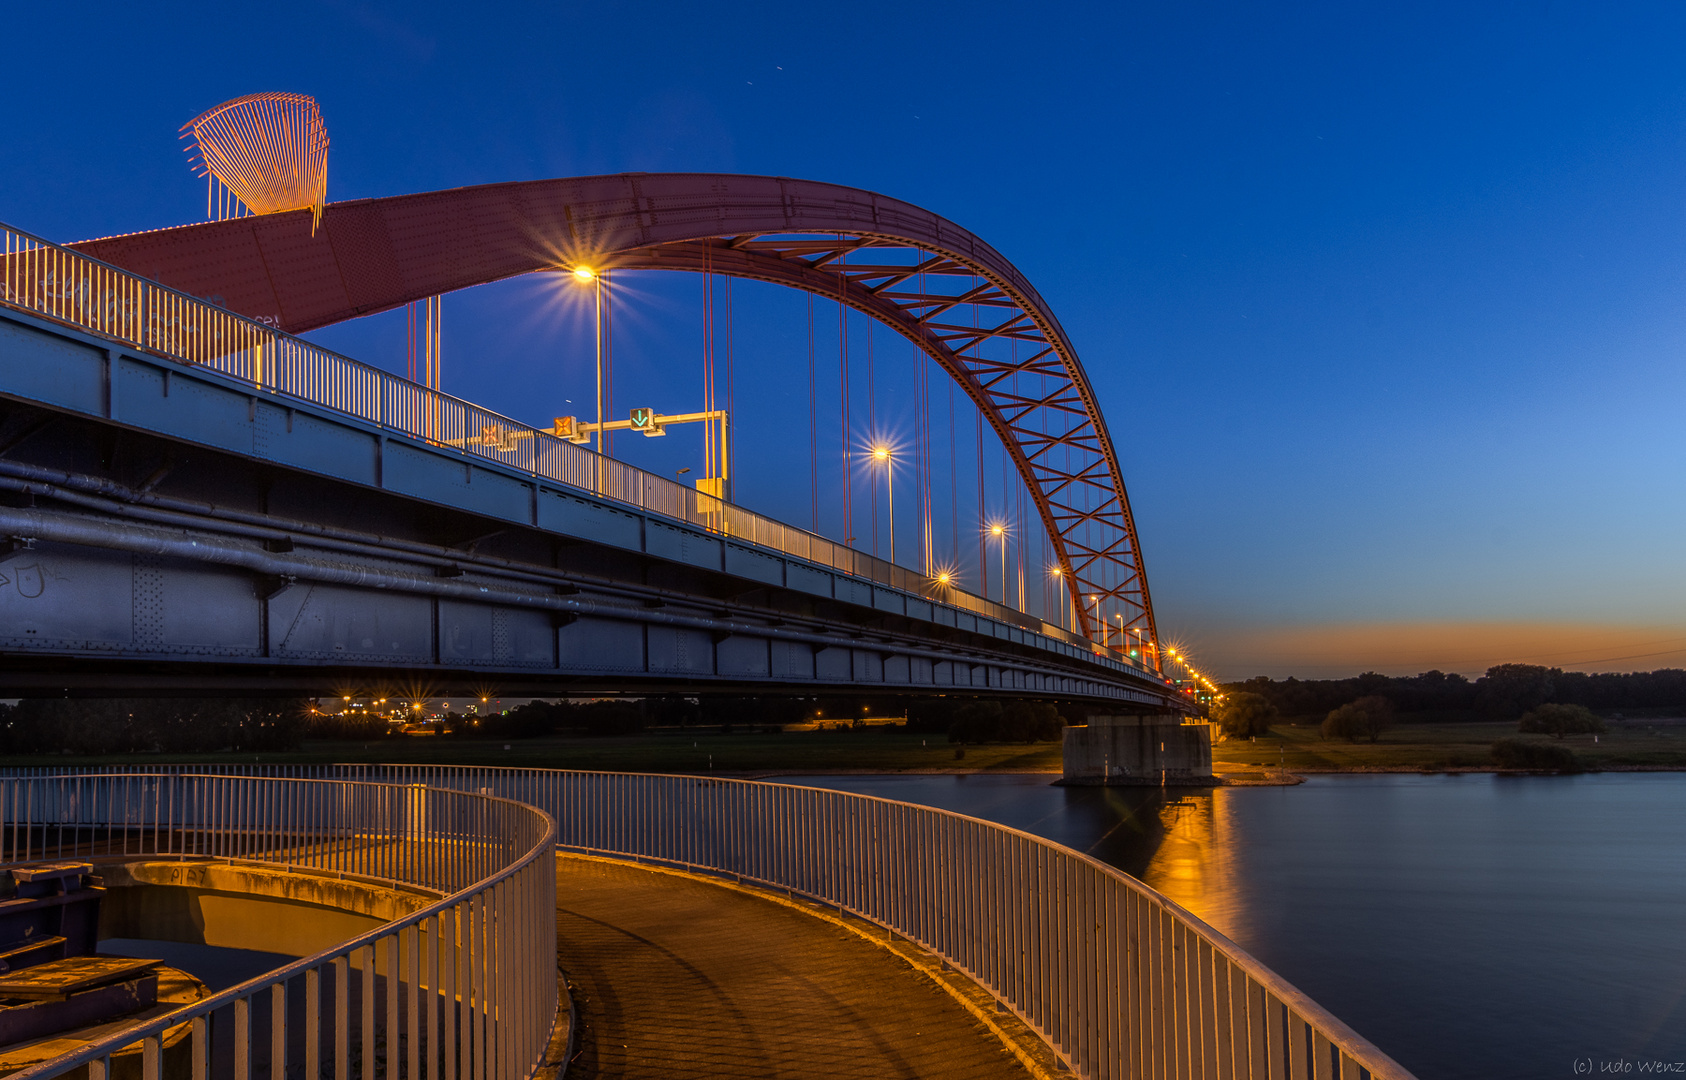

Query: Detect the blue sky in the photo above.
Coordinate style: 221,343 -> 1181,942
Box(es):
6,1 -> 1686,677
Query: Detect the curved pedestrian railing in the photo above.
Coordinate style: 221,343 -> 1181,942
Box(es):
0,773 -> 558,1080
21,765 -> 1413,1080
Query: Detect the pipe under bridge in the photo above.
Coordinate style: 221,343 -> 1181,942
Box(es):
0,224 -> 1181,706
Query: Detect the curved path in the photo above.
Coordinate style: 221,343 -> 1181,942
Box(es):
555,854 -> 1059,1079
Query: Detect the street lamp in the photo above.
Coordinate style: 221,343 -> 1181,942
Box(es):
572,266 -> 604,454
873,445 -> 895,565
988,522 -> 1006,603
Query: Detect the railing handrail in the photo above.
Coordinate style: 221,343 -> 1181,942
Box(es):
406,764 -> 1418,1079
17,762 -> 1410,1079
0,218 -> 1165,683
0,771 -> 559,1080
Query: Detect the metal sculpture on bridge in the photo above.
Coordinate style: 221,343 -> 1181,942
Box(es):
180,93 -> 330,231
69,174 -> 1160,655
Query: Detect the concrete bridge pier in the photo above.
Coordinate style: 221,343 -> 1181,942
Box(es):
1061,714 -> 1215,785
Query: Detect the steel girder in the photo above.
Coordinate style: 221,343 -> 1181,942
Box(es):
68,173 -> 1159,651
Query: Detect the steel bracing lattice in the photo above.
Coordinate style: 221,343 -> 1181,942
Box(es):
613,234 -> 1156,653
67,173 -> 1159,654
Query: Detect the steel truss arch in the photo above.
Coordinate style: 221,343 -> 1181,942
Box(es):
70,173 -> 1158,651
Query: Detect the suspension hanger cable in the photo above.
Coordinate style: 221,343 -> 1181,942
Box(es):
948,379 -> 957,577
808,290 -> 818,533
604,270 -> 615,460
976,401 -> 986,601
923,251 -> 937,576
973,280 -> 986,600
724,274 -> 734,497
838,239 -> 852,547
702,245 -> 715,482
867,320 -> 877,558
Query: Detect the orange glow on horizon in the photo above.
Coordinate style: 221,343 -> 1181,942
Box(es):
1183,621 -> 1686,681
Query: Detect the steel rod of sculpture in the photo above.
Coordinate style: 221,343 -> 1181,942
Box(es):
181,93 -> 330,231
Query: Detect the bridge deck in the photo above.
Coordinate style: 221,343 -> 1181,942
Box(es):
555,853 -> 1059,1079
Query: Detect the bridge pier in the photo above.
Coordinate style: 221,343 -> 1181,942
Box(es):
1060,713 -> 1215,785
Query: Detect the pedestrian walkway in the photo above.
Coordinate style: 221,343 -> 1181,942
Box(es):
555,853 -> 1060,1079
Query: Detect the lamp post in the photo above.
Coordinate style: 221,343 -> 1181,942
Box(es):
873,446 -> 895,565
572,266 -> 603,454
1045,566 -> 1072,633
989,522 -> 1006,603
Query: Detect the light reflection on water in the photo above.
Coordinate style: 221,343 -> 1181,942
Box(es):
780,771 -> 1686,1080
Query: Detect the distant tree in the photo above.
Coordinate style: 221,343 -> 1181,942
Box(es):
1214,692 -> 1278,739
947,702 -> 1002,743
1475,664 -> 1558,719
1000,701 -> 1065,742
1517,703 -> 1605,740
474,700 -> 561,739
578,700 -> 643,737
1321,696 -> 1394,743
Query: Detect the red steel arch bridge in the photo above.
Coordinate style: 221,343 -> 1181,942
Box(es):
0,174 -> 1191,706
71,174 -> 1157,653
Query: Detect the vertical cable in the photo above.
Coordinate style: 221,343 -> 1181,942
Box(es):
867,322 -> 877,557
808,291 -> 818,533
702,247 -> 715,482
948,380 -> 957,573
603,271 -> 615,460
724,276 -> 734,498
838,248 -> 852,547
976,404 -> 986,600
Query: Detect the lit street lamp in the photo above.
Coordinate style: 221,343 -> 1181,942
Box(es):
572,266 -> 605,454
873,445 -> 895,565
989,522 -> 1006,604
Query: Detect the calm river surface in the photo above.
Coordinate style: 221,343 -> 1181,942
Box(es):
782,772 -> 1686,1080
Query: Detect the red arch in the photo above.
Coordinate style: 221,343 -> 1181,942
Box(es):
72,173 -> 1159,651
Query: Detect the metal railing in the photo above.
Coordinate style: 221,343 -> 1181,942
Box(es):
20,765 -> 1414,1080
0,773 -> 558,1080
0,221 -> 1158,682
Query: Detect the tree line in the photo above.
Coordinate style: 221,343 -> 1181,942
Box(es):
465,694 -> 1066,744
1221,665 -> 1686,723
0,699 -> 308,756
0,693 -> 1075,755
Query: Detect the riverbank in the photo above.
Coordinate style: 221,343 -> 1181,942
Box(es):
1215,718 -> 1686,772
4,718 -> 1682,775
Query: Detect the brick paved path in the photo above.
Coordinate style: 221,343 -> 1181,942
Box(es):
556,854 -> 1045,1080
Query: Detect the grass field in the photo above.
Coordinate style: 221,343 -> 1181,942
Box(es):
1212,719 -> 1686,771
5,719 -> 1682,774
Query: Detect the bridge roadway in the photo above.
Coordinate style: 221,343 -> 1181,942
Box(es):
0,299 -> 1179,706
554,852 -> 1061,1079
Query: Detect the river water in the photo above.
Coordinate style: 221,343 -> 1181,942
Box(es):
783,772 -> 1686,1080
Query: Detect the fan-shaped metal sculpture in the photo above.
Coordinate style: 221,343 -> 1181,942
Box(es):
181,93 -> 329,231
